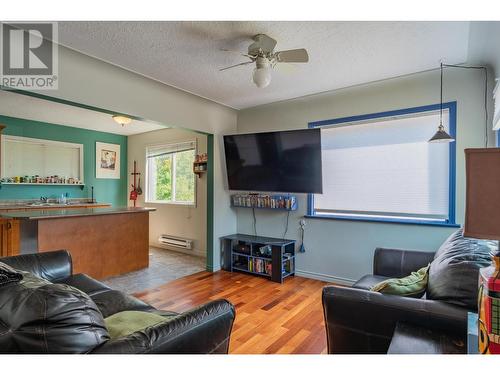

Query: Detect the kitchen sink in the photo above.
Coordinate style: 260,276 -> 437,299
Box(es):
27,202 -> 61,207
26,202 -> 95,207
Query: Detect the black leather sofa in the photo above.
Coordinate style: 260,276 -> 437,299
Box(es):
322,247 -> 469,354
0,250 -> 236,354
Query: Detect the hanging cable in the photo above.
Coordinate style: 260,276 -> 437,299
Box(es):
299,220 -> 306,253
442,63 -> 489,148
282,210 -> 290,240
252,207 -> 257,237
440,62 -> 443,128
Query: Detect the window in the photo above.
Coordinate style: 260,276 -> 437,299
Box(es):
494,79 -> 500,132
495,80 -> 500,146
146,141 -> 196,205
308,103 -> 457,225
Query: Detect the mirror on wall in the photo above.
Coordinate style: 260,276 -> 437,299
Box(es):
1,135 -> 84,185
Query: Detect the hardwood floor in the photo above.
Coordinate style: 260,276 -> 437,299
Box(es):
134,270 -> 328,354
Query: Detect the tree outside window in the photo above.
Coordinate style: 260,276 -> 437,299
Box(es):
147,146 -> 195,204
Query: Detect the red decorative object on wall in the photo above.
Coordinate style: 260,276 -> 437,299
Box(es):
130,160 -> 140,207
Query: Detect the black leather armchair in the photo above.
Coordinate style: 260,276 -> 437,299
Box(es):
0,251 -> 236,354
322,248 -> 468,354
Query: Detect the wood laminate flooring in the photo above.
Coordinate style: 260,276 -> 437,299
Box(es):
134,270 -> 328,354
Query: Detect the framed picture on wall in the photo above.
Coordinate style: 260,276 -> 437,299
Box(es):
96,142 -> 120,179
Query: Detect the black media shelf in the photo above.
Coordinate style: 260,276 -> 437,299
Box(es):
220,233 -> 296,283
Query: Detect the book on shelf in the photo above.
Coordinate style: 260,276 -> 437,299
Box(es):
265,262 -> 272,276
247,258 -> 272,275
283,258 -> 294,274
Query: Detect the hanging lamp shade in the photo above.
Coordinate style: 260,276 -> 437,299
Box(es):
464,148 -> 500,240
429,124 -> 455,143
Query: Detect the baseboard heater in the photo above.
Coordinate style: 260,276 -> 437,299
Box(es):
158,235 -> 193,250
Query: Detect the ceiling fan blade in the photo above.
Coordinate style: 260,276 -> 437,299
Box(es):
248,34 -> 277,55
276,49 -> 309,63
219,61 -> 254,71
274,62 -> 298,74
220,48 -> 242,54
220,49 -> 257,59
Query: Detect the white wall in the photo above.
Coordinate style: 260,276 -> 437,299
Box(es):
32,45 -> 238,271
237,68 -> 494,284
468,22 -> 500,77
468,22 -> 500,131
128,128 -> 207,257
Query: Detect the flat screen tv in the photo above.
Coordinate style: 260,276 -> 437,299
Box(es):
223,128 -> 322,194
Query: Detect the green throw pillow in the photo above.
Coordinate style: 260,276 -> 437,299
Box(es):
370,264 -> 430,298
104,310 -> 171,340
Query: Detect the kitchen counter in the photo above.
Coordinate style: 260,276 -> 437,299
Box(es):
2,206 -> 156,279
1,206 -> 155,220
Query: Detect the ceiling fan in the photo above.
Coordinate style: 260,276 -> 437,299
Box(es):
220,34 -> 309,88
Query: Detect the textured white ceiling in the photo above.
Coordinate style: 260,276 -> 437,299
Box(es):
57,21 -> 470,109
0,90 -> 166,135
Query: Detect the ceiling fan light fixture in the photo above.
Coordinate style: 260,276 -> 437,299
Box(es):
252,57 -> 272,88
112,115 -> 132,127
219,34 -> 309,89
252,66 -> 272,88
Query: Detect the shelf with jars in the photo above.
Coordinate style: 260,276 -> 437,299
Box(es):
193,153 -> 208,178
0,176 -> 84,190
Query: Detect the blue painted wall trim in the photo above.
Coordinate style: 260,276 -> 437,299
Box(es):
0,115 -> 127,206
303,214 -> 460,228
307,102 -> 458,226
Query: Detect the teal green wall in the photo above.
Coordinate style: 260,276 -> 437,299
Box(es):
0,115 -> 127,206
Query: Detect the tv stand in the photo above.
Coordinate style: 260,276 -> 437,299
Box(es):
220,234 -> 295,283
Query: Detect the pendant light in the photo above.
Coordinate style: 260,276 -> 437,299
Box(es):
429,63 -> 455,143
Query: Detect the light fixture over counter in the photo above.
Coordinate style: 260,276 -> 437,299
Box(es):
112,115 -> 132,127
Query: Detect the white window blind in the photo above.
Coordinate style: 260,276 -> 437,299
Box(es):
146,140 -> 196,158
314,110 -> 451,221
493,78 -> 500,130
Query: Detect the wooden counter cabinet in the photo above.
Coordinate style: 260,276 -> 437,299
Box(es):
0,218 -> 20,257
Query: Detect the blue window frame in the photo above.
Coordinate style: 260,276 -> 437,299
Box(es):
306,102 -> 458,227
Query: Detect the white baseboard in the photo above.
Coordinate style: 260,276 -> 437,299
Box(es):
150,244 -> 206,258
295,269 -> 355,286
